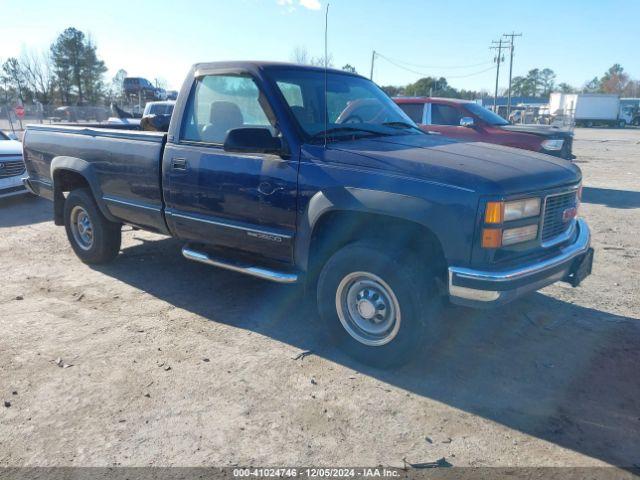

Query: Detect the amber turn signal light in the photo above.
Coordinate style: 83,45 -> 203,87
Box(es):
482,228 -> 502,248
485,202 -> 504,224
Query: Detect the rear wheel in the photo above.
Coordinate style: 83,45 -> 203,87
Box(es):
317,241 -> 440,368
64,188 -> 121,264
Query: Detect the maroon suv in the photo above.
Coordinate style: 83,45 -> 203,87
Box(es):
394,97 -> 574,160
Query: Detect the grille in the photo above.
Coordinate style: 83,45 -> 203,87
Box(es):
0,159 -> 26,179
542,191 -> 578,242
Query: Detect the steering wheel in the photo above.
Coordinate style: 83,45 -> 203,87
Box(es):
340,114 -> 364,124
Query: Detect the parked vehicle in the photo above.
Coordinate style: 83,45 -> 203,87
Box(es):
394,97 -> 575,159
22,62 -> 593,367
166,90 -> 179,101
154,88 -> 168,101
50,106 -> 109,123
549,93 -> 629,128
140,100 -> 175,131
0,131 -> 28,199
123,77 -> 156,100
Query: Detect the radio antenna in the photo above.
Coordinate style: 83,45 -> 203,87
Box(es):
324,2 -> 329,149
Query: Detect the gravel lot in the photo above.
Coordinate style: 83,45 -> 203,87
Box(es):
1,128 -> 639,468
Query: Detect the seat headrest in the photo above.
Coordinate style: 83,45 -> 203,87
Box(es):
210,101 -> 243,125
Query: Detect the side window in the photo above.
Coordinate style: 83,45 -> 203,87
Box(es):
431,104 -> 463,126
397,103 -> 424,124
181,74 -> 272,144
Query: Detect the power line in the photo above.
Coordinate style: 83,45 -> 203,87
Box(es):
376,53 -> 495,80
375,53 -> 491,70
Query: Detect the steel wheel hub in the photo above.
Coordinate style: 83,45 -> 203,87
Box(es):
336,271 -> 401,346
70,206 -> 94,251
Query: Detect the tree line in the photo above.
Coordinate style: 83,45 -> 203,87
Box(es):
4,34 -> 639,111
380,64 -> 639,99
0,27 -> 124,109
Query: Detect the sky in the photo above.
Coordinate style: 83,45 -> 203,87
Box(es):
1,0 -> 638,92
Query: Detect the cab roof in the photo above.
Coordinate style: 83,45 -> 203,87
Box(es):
192,61 -> 363,78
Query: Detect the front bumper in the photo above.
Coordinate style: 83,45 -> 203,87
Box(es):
0,174 -> 28,199
448,218 -> 592,308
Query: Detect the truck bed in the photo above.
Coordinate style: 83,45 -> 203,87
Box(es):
23,124 -> 169,234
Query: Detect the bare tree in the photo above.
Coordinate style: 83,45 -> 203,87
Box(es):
20,50 -> 55,106
310,54 -> 333,68
290,46 -> 309,65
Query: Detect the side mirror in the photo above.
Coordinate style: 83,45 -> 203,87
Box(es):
224,127 -> 283,155
460,117 -> 475,128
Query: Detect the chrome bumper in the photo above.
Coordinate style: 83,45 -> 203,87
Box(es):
448,218 -> 591,307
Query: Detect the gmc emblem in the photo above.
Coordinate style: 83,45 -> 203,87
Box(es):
562,206 -> 577,222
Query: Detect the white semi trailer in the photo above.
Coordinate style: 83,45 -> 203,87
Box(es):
550,93 -> 629,128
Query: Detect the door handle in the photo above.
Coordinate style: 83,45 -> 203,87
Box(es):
171,158 -> 187,171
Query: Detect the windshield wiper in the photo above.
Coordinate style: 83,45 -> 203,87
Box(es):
310,126 -> 390,142
381,121 -> 425,133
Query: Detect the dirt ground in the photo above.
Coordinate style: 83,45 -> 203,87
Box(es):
1,128 -> 639,468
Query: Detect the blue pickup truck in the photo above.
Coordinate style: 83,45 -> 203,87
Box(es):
22,62 -> 593,366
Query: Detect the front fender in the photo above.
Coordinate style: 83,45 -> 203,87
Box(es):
295,187 -> 474,270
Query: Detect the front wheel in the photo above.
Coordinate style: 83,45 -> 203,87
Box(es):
317,242 -> 439,368
64,188 -> 122,264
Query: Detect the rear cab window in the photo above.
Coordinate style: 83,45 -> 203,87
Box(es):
430,103 -> 463,126
397,103 -> 425,124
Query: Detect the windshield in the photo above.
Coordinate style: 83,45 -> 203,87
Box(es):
465,103 -> 509,126
269,68 -> 418,139
0,131 -> 8,140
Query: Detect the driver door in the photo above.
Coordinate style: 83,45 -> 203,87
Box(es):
163,73 -> 298,264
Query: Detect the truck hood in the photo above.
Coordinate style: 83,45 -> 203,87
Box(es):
499,124 -> 573,138
0,139 -> 23,155
331,134 -> 580,195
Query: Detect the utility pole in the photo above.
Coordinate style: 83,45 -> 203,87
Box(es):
503,32 -> 522,118
490,39 -> 507,112
370,50 -> 376,80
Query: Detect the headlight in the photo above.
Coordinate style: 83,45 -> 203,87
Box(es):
502,224 -> 538,246
541,139 -> 564,151
504,198 -> 541,221
482,197 -> 542,248
485,198 -> 541,223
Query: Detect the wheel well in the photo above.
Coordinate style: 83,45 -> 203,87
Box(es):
308,210 -> 447,288
52,169 -> 91,225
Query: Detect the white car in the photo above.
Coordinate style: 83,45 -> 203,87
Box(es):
0,131 -> 28,199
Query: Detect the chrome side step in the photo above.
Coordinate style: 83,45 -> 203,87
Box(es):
181,245 -> 299,284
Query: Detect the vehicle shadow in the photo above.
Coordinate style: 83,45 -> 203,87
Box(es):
0,194 -> 52,228
94,236 -> 640,468
582,186 -> 640,209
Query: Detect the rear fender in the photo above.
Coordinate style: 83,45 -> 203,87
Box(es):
50,156 -> 118,224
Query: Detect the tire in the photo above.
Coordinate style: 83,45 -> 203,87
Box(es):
316,241 -> 439,368
63,188 -> 121,264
